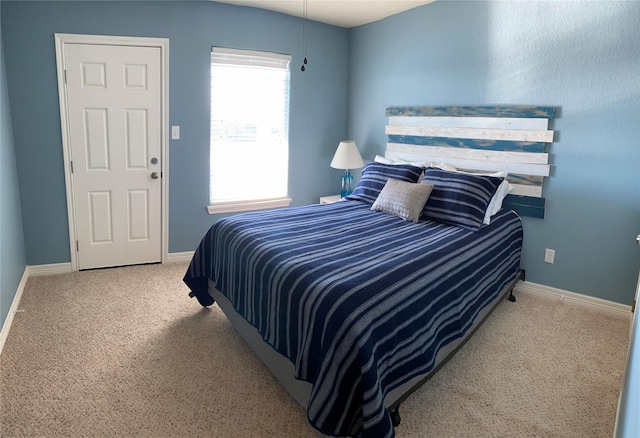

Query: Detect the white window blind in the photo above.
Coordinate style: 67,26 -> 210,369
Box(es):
209,47 -> 291,210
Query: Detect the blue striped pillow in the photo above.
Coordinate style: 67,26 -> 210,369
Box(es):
346,162 -> 424,205
420,168 -> 503,229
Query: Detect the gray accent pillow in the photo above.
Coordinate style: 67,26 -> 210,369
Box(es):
371,178 -> 434,223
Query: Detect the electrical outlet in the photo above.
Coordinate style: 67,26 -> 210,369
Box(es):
544,248 -> 555,264
171,126 -> 180,140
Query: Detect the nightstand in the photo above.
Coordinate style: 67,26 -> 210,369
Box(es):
320,195 -> 342,204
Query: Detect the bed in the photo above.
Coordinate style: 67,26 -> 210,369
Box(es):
184,106 -> 555,437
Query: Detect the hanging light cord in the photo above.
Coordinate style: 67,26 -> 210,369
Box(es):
301,0 -> 308,71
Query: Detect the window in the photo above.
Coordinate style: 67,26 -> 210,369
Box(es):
208,47 -> 292,214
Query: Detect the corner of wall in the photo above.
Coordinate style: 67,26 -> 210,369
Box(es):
0,266 -> 28,356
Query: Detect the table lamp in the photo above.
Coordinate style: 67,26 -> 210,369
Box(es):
330,140 -> 364,197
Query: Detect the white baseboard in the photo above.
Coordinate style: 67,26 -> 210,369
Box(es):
28,262 -> 73,277
515,281 -> 631,318
25,255 -> 190,276
0,267 -> 29,356
167,251 -> 194,263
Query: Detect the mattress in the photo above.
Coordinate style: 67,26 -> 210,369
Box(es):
184,200 -> 523,437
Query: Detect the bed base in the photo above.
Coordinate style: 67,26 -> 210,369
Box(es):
195,270 -> 522,435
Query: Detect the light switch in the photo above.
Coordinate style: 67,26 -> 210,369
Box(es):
171,126 -> 180,140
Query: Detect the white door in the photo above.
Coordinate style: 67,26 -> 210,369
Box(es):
62,43 -> 162,270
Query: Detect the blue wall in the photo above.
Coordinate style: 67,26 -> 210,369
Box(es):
0,21 -> 27,330
1,1 -> 348,264
3,1 -> 639,305
348,0 -> 640,304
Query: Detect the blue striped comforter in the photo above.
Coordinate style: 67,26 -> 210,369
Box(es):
184,200 -> 523,437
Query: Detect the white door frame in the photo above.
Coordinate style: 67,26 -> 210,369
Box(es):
55,33 -> 169,271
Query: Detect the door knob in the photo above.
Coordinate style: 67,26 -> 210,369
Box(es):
151,172 -> 160,179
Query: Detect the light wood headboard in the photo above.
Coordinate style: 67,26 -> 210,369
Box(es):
384,106 -> 555,218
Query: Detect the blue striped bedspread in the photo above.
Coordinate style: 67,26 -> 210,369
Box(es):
184,200 -> 523,437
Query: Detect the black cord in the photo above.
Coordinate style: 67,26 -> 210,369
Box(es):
301,0 -> 308,71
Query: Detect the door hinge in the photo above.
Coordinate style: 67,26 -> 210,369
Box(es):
76,240 -> 79,251
632,299 -> 636,314
70,160 -> 73,173
64,69 -> 67,84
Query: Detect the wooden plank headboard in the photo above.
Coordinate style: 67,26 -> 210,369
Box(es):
384,106 -> 555,218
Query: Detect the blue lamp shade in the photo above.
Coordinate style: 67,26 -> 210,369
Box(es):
330,140 -> 365,197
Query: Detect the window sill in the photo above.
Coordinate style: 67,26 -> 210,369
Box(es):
207,197 -> 292,214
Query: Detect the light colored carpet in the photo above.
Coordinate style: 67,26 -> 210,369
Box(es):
0,262 -> 629,437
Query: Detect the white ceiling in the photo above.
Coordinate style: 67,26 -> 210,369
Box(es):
213,0 -> 435,28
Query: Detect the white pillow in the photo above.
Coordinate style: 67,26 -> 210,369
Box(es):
483,179 -> 513,224
455,169 -> 511,224
402,159 -> 457,171
371,178 -> 434,223
374,155 -> 457,171
374,155 -> 397,165
420,161 -> 458,172
461,170 -> 508,178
